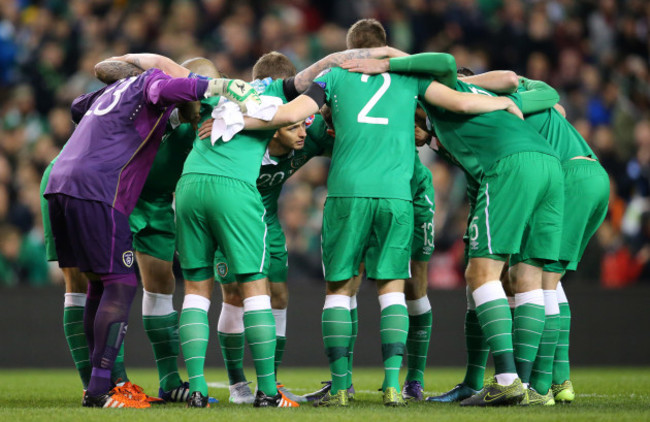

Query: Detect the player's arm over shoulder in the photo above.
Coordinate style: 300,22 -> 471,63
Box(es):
423,80 -> 515,115
460,71 -> 519,94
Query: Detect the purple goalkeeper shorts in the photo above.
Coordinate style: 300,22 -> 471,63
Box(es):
46,194 -> 135,275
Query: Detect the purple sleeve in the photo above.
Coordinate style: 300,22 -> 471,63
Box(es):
143,69 -> 209,107
70,86 -> 109,124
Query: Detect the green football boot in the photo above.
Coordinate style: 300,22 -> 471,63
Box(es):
460,378 -> 525,407
383,387 -> 406,407
313,389 -> 350,408
520,388 -> 555,406
552,380 -> 575,403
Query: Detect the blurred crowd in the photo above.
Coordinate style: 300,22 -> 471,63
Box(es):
0,0 -> 648,288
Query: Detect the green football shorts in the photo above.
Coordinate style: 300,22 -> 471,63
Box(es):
129,196 -> 176,262
213,214 -> 287,284
40,160 -> 57,262
542,159 -> 609,273
176,174 -> 268,282
411,169 -> 435,262
322,197 -> 413,282
468,152 -> 564,263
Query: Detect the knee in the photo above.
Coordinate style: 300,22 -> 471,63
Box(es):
221,283 -> 243,306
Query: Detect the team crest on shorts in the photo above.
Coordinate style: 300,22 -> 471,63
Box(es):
216,262 -> 228,278
122,251 -> 134,267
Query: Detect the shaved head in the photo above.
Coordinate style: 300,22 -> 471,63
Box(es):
181,57 -> 222,79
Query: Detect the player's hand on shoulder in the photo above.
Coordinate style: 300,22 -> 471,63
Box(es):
198,118 -> 214,140
341,58 -> 389,75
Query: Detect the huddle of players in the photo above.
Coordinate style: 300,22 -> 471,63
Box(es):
40,17 -> 608,409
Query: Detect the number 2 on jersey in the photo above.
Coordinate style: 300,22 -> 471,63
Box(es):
357,73 -> 390,125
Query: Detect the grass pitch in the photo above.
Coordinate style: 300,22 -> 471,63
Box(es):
1,367 -> 648,421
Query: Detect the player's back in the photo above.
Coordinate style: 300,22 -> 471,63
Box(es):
182,78 -> 287,187
316,67 -> 430,200
523,107 -> 596,162
424,79 -> 558,181
46,68 -> 175,215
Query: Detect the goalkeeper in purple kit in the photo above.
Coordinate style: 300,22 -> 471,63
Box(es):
44,64 -> 259,408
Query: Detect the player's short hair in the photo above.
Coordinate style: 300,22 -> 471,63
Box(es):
457,67 -> 475,77
182,57 -> 222,78
320,105 -> 333,130
346,19 -> 387,49
252,52 -> 297,80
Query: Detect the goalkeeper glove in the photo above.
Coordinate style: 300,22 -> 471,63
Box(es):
205,78 -> 262,113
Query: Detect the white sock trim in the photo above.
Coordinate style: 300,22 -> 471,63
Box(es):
556,281 -> 568,304
494,373 -> 518,386
406,296 -> 431,316
466,285 -> 476,310
378,292 -> 406,311
472,280 -> 506,308
142,290 -> 175,316
350,295 -> 358,310
323,294 -> 351,310
272,308 -> 287,337
64,293 -> 86,308
217,302 -> 244,333
182,294 -> 211,312
543,290 -> 560,315
514,289 -> 545,307
243,295 -> 271,312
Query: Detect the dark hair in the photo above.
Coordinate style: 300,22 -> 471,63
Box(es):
346,19 -> 387,49
252,51 -> 297,80
457,67 -> 475,76
320,105 -> 333,130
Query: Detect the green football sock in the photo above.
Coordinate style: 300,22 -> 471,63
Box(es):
513,291 -> 546,384
111,342 -> 128,384
218,332 -> 246,385
243,296 -> 277,396
379,294 -> 408,391
179,295 -> 210,396
553,299 -> 571,384
143,312 -> 182,391
462,309 -> 489,390
347,301 -> 358,389
63,296 -> 91,389
406,297 -> 432,384
272,308 -> 288,375
322,295 -> 351,394
275,336 -> 287,374
473,282 -> 517,378
218,302 -> 246,385
531,290 -> 560,394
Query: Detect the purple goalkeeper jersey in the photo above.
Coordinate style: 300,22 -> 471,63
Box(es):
45,68 -> 208,216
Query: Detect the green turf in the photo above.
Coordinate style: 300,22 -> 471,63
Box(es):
0,367 -> 648,421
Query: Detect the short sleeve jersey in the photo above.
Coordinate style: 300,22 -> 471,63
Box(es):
512,84 -> 596,163
257,114 -> 334,217
182,79 -> 288,187
314,68 -> 431,200
139,117 -> 195,202
421,79 -> 558,183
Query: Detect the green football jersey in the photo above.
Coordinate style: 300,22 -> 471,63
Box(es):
514,85 -> 596,162
411,150 -> 431,197
314,67 -> 431,200
257,114 -> 334,216
182,79 -> 287,187
421,79 -> 558,182
139,117 -> 195,202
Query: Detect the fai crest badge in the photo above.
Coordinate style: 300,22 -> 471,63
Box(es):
291,154 -> 307,169
216,262 -> 228,278
122,251 -> 134,267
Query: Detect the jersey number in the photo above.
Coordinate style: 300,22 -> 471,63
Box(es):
357,73 -> 390,125
86,76 -> 137,117
421,221 -> 434,248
